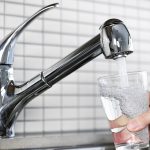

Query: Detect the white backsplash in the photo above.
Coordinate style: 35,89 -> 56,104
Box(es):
0,0 -> 150,135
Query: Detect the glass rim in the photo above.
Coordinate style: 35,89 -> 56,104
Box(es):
97,71 -> 147,81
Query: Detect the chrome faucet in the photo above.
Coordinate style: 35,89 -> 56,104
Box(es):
0,3 -> 133,138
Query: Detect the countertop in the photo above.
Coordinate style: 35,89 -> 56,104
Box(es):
0,131 -> 113,150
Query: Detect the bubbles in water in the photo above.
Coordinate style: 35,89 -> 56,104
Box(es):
119,86 -> 148,118
100,85 -> 149,119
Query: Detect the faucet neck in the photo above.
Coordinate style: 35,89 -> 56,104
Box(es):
0,33 -> 102,138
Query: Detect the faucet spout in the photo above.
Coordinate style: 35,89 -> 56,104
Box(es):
0,3 -> 133,138
0,3 -> 59,65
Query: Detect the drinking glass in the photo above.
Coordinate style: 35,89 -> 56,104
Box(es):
98,71 -> 149,150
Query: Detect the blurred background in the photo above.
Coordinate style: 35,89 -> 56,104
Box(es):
0,0 -> 150,136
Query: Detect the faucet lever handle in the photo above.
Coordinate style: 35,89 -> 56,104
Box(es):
0,3 -> 59,65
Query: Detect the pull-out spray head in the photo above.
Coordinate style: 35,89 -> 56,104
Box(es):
100,19 -> 133,59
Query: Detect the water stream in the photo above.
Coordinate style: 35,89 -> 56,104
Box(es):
115,57 -> 129,87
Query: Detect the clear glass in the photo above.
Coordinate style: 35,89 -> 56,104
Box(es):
98,71 -> 149,150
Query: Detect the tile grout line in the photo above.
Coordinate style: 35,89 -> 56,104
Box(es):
23,0 -> 26,136
42,0 -> 45,136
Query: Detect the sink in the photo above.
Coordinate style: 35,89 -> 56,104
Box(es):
0,131 -> 114,150
27,146 -> 115,150
22,145 -> 115,150
35,145 -> 115,150
58,145 -> 115,150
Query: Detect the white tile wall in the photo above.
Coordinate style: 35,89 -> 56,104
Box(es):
0,0 -> 150,135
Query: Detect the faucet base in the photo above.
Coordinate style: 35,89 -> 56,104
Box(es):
0,125 -> 15,138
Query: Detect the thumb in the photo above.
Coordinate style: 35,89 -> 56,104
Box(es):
127,109 -> 150,132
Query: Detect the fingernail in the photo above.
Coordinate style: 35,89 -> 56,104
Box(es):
127,119 -> 140,131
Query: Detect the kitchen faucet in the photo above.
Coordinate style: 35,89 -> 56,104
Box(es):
0,3 -> 133,138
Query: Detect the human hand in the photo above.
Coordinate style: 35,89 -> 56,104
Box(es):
127,109 -> 150,132
127,93 -> 150,132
